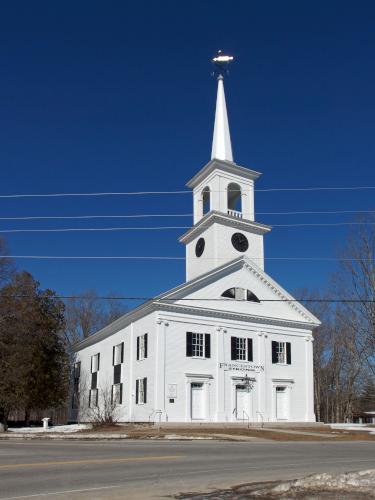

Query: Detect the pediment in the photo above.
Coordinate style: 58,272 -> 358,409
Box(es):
159,256 -> 320,327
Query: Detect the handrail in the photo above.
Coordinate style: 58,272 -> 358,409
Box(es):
242,410 -> 250,429
256,411 -> 265,428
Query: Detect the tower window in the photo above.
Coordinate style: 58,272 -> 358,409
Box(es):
221,287 -> 260,303
227,182 -> 241,213
202,187 -> 210,215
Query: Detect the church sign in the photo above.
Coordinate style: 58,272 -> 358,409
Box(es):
219,362 -> 264,372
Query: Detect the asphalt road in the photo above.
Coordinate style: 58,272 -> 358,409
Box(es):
0,439 -> 374,499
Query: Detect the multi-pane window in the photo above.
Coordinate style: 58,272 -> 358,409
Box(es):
186,332 -> 211,358
112,342 -> 124,405
111,383 -> 122,405
272,341 -> 291,365
192,333 -> 204,357
136,377 -> 147,404
231,336 -> 253,361
137,334 -> 148,360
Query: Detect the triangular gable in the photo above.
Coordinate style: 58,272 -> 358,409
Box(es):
159,256 -> 320,326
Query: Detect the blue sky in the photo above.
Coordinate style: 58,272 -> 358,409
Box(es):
0,1 -> 374,304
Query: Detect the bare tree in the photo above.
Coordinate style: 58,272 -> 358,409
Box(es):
333,217 -> 375,376
64,290 -> 127,346
77,374 -> 120,425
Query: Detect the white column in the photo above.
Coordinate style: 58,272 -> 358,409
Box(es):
257,331 -> 266,423
128,322 -> 134,422
215,326 -> 226,421
305,336 -> 315,422
155,319 -> 169,420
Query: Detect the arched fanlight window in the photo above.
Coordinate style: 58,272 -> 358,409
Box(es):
202,186 -> 210,215
227,183 -> 241,213
221,287 -> 260,303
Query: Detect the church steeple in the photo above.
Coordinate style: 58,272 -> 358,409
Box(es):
211,75 -> 233,162
180,53 -> 271,282
211,51 -> 234,162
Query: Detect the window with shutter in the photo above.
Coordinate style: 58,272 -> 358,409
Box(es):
187,333 -> 210,358
137,335 -> 148,360
272,341 -> 290,364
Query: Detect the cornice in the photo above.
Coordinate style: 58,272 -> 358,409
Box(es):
179,211 -> 271,244
186,159 -> 261,189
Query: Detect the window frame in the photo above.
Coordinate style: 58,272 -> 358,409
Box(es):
136,377 -> 147,405
186,332 -> 211,359
137,334 -> 148,361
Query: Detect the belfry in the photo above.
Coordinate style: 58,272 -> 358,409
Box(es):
72,54 -> 320,424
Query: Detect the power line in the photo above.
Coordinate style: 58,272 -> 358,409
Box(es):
0,209 -> 374,221
0,222 -> 374,233
1,294 -> 374,303
0,255 -> 373,261
0,186 -> 375,198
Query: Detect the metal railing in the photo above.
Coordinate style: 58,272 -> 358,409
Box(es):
256,411 -> 265,428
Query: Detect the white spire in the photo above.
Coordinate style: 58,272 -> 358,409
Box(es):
211,74 -> 233,162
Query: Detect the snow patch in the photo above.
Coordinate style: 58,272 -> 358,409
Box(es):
8,424 -> 92,434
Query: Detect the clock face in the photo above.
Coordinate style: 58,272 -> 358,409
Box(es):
231,232 -> 249,252
195,237 -> 205,257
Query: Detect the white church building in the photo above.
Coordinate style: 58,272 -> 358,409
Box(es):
73,56 -> 320,424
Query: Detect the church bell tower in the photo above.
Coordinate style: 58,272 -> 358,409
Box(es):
179,52 -> 271,281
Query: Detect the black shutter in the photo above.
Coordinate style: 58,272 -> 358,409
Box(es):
136,336 -> 140,360
247,338 -> 253,362
89,390 -> 91,408
144,378 -> 147,403
135,379 -> 139,404
205,334 -> 211,358
121,342 -> 124,363
286,342 -> 291,365
91,372 -> 97,389
186,332 -> 193,357
272,341 -> 278,364
231,337 -> 237,360
90,356 -> 93,373
111,385 -> 114,404
119,383 -> 123,404
97,353 -> 100,371
112,346 -> 115,366
95,389 -> 98,406
144,333 -> 148,358
114,364 -> 121,384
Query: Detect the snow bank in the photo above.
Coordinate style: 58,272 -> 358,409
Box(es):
8,424 -> 92,434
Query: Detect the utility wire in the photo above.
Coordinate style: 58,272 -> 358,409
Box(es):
1,294 -> 374,303
0,222 -> 374,233
0,255 -> 373,261
0,209 -> 374,221
0,186 -> 375,198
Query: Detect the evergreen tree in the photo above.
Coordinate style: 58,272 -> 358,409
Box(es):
0,272 -> 69,428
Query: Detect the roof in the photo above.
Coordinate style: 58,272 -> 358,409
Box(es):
74,256 -> 321,352
186,159 -> 261,189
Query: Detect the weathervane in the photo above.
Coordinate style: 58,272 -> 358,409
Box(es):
212,50 -> 234,78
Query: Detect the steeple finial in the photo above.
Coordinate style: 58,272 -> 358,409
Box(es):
211,51 -> 234,162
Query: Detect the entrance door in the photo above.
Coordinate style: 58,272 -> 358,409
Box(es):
236,385 -> 250,421
191,383 -> 205,420
276,386 -> 288,420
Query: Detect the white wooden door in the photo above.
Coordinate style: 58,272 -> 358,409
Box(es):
276,387 -> 288,420
236,385 -> 249,420
191,383 -> 204,420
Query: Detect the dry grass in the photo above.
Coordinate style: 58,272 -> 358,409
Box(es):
80,424 -> 375,441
